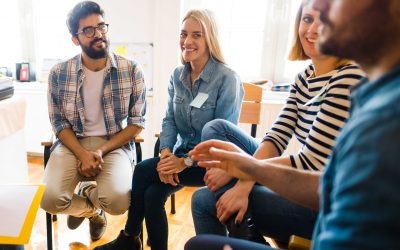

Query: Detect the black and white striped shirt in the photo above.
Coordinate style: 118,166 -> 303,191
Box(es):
263,63 -> 365,171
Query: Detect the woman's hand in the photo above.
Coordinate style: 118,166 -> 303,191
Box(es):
216,185 -> 249,224
157,154 -> 186,175
158,172 -> 180,186
204,168 -> 232,192
190,140 -> 257,181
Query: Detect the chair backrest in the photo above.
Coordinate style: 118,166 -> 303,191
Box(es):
239,82 -> 263,137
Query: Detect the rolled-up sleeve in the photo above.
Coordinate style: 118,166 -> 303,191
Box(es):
127,63 -> 147,128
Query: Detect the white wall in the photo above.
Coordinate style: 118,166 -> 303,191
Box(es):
98,0 -> 155,43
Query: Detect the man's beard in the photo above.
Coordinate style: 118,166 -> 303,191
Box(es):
81,38 -> 109,59
318,3 -> 393,66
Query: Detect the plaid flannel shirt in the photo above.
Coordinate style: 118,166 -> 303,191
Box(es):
48,53 -> 146,150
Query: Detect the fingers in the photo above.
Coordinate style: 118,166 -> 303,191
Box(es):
158,172 -> 167,183
218,208 -> 232,224
173,173 -> 180,184
157,162 -> 178,175
235,207 -> 246,224
197,160 -> 225,170
204,170 -> 210,185
159,173 -> 179,186
166,174 -> 178,186
223,245 -> 232,250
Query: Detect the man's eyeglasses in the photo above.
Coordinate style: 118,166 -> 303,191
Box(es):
76,23 -> 109,38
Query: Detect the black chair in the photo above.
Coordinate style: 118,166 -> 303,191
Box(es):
41,133 -> 144,250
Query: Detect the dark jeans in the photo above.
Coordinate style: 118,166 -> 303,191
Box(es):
125,156 -> 206,250
185,234 -> 273,250
192,119 -> 318,242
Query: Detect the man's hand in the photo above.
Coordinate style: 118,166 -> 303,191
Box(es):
216,185 -> 249,224
190,140 -> 256,181
204,168 -> 232,192
77,150 -> 103,177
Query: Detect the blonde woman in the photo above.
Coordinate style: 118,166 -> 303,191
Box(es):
95,9 -> 243,250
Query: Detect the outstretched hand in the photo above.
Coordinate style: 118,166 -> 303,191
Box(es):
189,140 -> 256,181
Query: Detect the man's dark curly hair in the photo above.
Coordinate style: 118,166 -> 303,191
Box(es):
66,1 -> 105,36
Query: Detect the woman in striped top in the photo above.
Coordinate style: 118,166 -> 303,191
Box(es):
190,0 -> 365,245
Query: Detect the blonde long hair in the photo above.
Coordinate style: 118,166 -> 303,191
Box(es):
180,9 -> 225,65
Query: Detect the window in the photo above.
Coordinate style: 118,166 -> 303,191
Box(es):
33,0 -> 80,81
0,1 -> 22,72
182,0 -> 308,83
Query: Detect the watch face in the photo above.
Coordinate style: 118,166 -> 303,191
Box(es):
184,157 -> 193,167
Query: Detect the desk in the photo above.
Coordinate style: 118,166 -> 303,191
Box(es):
0,96 -> 28,183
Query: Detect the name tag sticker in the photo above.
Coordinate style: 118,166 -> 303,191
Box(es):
190,92 -> 209,108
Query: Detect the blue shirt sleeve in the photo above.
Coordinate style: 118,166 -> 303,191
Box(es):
159,75 -> 179,152
214,72 -> 243,124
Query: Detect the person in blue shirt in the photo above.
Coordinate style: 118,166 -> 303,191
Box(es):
185,0 -> 400,249
95,9 -> 243,250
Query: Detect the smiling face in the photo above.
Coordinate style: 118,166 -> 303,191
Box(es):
298,2 -> 322,60
72,13 -> 109,59
180,17 -> 209,66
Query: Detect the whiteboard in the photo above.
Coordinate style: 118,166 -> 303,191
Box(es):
111,43 -> 153,90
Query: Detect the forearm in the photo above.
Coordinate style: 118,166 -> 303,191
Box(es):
234,141 -> 281,192
250,160 -> 320,210
58,128 -> 88,159
97,124 -> 143,156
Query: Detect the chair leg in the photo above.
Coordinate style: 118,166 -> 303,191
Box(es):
154,138 -> 160,158
46,212 -> 53,250
44,145 -> 54,250
135,142 -> 142,163
170,193 -> 176,214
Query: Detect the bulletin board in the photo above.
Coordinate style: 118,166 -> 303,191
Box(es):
111,43 -> 153,90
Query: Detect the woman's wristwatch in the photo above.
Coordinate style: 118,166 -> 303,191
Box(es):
183,156 -> 194,168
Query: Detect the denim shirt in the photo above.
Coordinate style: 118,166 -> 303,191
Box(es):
313,65 -> 400,249
160,58 -> 243,154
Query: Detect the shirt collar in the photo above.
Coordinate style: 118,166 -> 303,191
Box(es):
351,64 -> 400,108
180,57 -> 218,85
76,53 -> 115,73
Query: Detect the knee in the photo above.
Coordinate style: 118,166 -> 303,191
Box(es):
133,158 -> 155,178
40,190 -> 69,214
184,235 -> 201,250
191,187 -> 216,216
185,235 -> 215,250
99,192 -> 130,215
201,119 -> 228,141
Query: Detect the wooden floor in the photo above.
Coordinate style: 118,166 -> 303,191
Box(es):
25,156 -> 196,250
